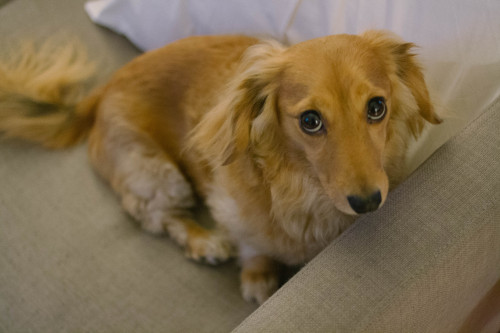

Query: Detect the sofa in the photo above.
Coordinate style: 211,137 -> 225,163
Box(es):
1,0 -> 498,332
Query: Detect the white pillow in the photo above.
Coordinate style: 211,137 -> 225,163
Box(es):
85,0 -> 500,173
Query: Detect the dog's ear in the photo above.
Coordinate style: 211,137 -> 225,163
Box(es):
188,40 -> 286,167
362,30 -> 442,135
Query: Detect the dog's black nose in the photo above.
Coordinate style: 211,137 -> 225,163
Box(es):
347,191 -> 382,214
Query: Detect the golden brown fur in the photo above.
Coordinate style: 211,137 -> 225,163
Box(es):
0,31 -> 441,303
0,40 -> 97,148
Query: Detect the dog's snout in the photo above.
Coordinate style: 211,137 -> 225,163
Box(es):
347,190 -> 382,214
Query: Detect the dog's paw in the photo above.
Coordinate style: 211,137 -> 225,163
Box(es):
185,231 -> 235,265
240,268 -> 279,304
240,256 -> 281,304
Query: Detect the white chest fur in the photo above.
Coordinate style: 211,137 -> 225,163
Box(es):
205,169 -> 355,265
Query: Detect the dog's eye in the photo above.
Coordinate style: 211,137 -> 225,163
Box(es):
300,110 -> 324,134
367,97 -> 386,122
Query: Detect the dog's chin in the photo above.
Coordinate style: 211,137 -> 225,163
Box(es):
324,192 -> 357,216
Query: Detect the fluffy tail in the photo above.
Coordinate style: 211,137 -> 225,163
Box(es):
0,40 -> 99,149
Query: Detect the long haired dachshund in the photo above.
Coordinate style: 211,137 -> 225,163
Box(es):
0,30 -> 441,303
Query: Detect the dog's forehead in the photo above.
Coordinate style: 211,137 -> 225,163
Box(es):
281,35 -> 391,98
286,34 -> 377,67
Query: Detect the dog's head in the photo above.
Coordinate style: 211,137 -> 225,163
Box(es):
192,31 -> 441,216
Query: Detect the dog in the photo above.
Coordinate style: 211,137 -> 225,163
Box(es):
0,30 -> 441,304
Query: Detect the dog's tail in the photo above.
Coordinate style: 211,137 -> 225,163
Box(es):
0,40 -> 100,149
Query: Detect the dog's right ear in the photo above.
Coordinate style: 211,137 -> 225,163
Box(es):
188,40 -> 286,167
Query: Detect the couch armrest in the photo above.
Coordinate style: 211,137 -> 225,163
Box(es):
233,98 -> 500,333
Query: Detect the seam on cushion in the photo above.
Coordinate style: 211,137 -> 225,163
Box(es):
406,93 -> 500,180
482,92 -> 500,115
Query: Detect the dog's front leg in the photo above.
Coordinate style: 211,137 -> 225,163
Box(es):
239,246 -> 282,304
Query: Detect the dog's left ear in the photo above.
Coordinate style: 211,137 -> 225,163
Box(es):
362,30 -> 442,130
225,42 -> 286,164
188,40 -> 286,167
